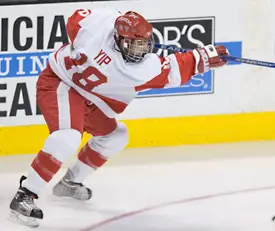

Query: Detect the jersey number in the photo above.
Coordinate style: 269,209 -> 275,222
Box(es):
64,53 -> 107,92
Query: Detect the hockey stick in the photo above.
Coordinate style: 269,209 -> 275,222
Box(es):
154,43 -> 275,68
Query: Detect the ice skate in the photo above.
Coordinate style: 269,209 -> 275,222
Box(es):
9,176 -> 43,227
53,169 -> 92,200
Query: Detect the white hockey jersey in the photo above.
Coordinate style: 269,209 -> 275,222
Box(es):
48,8 -> 196,118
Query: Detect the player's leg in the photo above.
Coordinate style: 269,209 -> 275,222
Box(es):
9,65 -> 85,227
52,104 -> 128,200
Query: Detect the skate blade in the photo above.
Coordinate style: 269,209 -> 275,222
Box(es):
9,210 -> 40,227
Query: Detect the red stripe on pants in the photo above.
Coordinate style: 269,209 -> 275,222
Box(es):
78,143 -> 107,169
31,151 -> 62,182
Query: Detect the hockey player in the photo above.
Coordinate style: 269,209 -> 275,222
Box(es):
9,8 -> 229,227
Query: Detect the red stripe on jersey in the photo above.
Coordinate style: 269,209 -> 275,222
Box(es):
91,91 -> 128,114
174,52 -> 196,85
66,9 -> 92,44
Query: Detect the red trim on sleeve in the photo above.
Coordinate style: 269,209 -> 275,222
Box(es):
174,52 -> 196,85
66,9 -> 91,44
135,57 -> 170,92
135,68 -> 170,92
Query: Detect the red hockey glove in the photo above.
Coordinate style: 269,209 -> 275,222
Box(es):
192,44 -> 229,74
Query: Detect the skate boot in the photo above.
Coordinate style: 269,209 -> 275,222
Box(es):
9,176 -> 43,227
52,169 -> 92,200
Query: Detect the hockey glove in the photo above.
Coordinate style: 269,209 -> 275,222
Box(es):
192,44 -> 229,74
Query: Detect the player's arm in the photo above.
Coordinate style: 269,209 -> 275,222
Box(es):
135,44 -> 229,91
52,9 -> 92,61
66,9 -> 92,46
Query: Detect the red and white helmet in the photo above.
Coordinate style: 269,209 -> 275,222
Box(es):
114,11 -> 154,63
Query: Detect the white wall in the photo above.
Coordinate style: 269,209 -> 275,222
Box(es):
0,0 -> 275,127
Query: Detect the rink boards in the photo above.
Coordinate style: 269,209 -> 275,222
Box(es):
2,111 -> 275,155
1,0 -> 275,155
